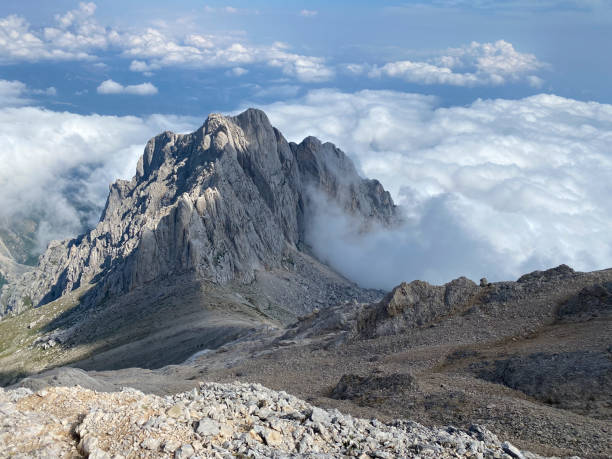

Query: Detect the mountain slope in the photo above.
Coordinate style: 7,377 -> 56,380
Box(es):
1,108 -> 396,318
0,109 -> 610,457
0,108 -> 396,378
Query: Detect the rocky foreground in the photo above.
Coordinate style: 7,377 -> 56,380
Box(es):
0,382 -> 541,459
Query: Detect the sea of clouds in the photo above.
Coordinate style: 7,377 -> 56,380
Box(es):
259,89 -> 612,287
1,86 -> 611,287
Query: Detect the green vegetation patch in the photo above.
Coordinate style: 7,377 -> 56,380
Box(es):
0,287 -> 87,386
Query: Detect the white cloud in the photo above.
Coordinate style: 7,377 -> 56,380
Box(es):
54,1 -> 97,28
3,86 -> 610,288
227,66 -> 248,76
129,60 -> 152,72
97,79 -> 158,95
185,34 -> 214,49
0,80 -> 58,105
123,30 -> 334,82
0,80 -> 30,106
31,86 -> 57,96
0,2 -> 119,63
268,53 -> 334,83
256,89 -> 612,287
343,63 -> 368,75
204,6 -> 252,14
0,5 -> 544,89
0,106 -> 198,251
96,79 -> 123,94
443,40 -> 542,75
300,9 -> 318,17
370,60 -> 480,86
0,4 -> 330,83
369,40 -> 545,87
527,75 -> 544,88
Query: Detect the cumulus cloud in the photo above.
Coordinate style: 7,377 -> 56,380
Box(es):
0,2 -> 118,63
0,80 -> 30,106
54,1 -> 97,28
369,40 -> 545,87
0,80 -> 58,106
97,79 -> 158,95
0,106 -> 198,253
268,51 -> 334,83
0,4 -> 333,83
0,5 -> 546,88
257,89 -> 612,287
31,86 -> 57,96
123,29 -> 334,82
227,67 -> 248,77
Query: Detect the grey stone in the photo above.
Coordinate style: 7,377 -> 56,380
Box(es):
1,108 -> 397,317
501,441 -> 525,459
196,418 -> 222,436
310,407 -> 331,424
175,444 -> 195,459
141,437 -> 161,450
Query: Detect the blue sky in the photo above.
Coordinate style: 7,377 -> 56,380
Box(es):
1,1 -> 612,286
1,1 -> 611,115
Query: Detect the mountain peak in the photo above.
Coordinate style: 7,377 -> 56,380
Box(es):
1,109 -> 397,317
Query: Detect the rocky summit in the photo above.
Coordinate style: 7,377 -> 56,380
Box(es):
0,108 -> 396,317
0,109 -> 610,459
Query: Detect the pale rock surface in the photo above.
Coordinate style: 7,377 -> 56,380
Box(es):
0,109 -> 396,317
0,382 -> 546,458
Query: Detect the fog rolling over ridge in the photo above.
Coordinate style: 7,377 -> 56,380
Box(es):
262,90 -> 612,285
306,191 -> 495,289
1,90 -> 612,287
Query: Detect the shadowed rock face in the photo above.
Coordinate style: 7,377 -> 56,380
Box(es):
330,373 -> 417,403
473,350 -> 612,417
558,281 -> 612,321
1,109 -> 397,316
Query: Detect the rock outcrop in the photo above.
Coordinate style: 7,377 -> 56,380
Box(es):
0,382 -> 539,458
473,350 -> 612,419
0,109 -> 396,317
356,277 -> 479,338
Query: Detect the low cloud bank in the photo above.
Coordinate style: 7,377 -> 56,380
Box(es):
2,88 -> 610,288
0,106 -> 197,253
261,89 -> 612,286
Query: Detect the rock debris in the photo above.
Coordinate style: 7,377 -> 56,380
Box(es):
0,381 -> 542,458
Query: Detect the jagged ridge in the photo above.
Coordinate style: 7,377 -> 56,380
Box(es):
1,108 -> 396,317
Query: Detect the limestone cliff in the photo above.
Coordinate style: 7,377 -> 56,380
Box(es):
1,109 -> 396,316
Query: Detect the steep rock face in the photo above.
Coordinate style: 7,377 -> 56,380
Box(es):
1,109 -> 396,316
